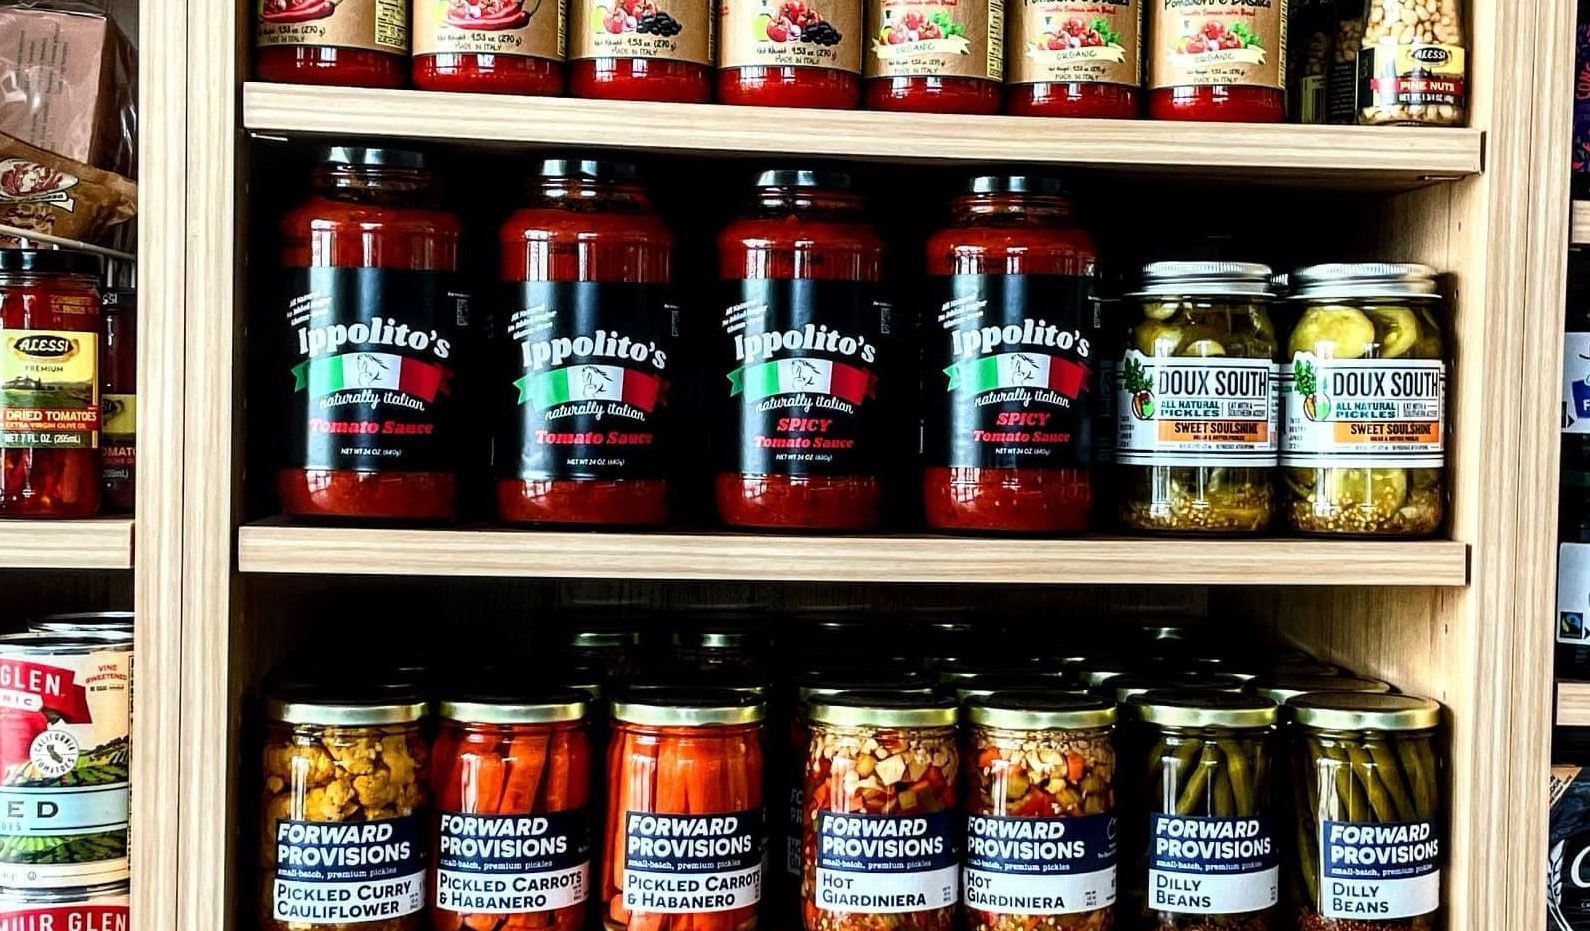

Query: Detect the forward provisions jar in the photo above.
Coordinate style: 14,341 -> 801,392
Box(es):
1289,693 -> 1443,931
1282,264 -> 1446,536
964,694 -> 1118,931
1118,263 -> 1280,533
260,687 -> 430,931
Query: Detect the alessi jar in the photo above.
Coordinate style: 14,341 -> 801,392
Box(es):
568,0 -> 712,101
716,171 -> 893,530
718,0 -> 863,107
260,686 -> 430,931
275,147 -> 469,521
1288,693 -> 1444,931
603,689 -> 766,931
1145,0 -> 1286,121
862,0 -> 1002,113
923,176 -> 1099,533
1282,264 -> 1446,536
432,690 -> 592,931
411,0 -> 566,94
803,692 -> 959,931
255,0 -> 408,88
100,270 -> 136,514
0,250 -> 103,518
1118,262 -> 1279,533
963,694 -> 1118,931
1005,0 -> 1141,117
495,159 -> 678,526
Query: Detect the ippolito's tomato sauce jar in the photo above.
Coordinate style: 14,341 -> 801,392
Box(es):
718,0 -> 863,107
411,0 -> 566,94
569,0 -> 712,100
1006,0 -> 1141,117
716,170 -> 893,530
924,176 -> 1099,534
256,0 -> 408,87
863,0 -> 1002,112
495,159 -> 678,526
275,147 -> 470,522
1146,0 -> 1285,121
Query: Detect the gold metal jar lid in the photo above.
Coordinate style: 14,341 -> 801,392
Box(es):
1130,261 -> 1276,299
1133,689 -> 1279,729
937,658 -> 1058,687
968,693 -> 1116,730
439,689 -> 588,725
1290,692 -> 1441,731
628,674 -> 769,699
1099,671 -> 1246,703
953,673 -> 1084,705
672,626 -> 761,651
1078,659 -> 1139,688
808,691 -> 958,729
267,684 -> 427,727
1269,660 -> 1342,677
1253,674 -> 1391,706
611,687 -> 765,726
1288,263 -> 1440,301
798,670 -> 934,704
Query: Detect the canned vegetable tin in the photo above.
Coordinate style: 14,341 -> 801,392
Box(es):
0,879 -> 129,929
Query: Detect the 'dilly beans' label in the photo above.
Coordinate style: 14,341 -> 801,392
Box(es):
257,0 -> 408,52
1116,351 -> 1279,467
622,811 -> 764,913
1009,0 -> 1140,87
272,816 -> 427,922
963,813 -> 1116,915
1280,355 -> 1445,468
413,0 -> 566,61
815,811 -> 959,913
1318,820 -> 1441,920
435,811 -> 591,914
1148,815 -> 1278,915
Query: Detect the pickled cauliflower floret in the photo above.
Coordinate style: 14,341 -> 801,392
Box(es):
353,767 -> 396,810
379,735 -> 416,785
323,736 -> 378,775
303,778 -> 356,821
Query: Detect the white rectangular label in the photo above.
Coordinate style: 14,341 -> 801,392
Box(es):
1149,866 -> 1277,915
963,865 -> 1115,915
272,871 -> 425,922
815,864 -> 959,913
436,862 -> 588,913
622,864 -> 762,913
1321,871 -> 1440,920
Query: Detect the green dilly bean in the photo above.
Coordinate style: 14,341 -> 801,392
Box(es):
1218,739 -> 1254,815
1161,738 -> 1204,807
1368,741 -> 1418,821
1176,745 -> 1219,815
1213,771 -> 1236,817
1345,742 -> 1397,823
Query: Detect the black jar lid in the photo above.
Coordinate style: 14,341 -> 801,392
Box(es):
0,248 -> 102,277
755,169 -> 852,190
539,158 -> 639,181
323,146 -> 427,169
968,175 -> 1068,196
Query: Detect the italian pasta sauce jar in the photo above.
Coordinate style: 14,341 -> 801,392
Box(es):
1006,0 -> 1140,117
432,691 -> 592,931
924,176 -> 1099,533
255,0 -> 408,87
495,160 -> 678,526
863,0 -> 1001,112
718,0 -> 862,107
1145,0 -> 1285,121
964,694 -> 1118,931
716,171 -> 893,530
568,0 -> 712,101
276,147 -> 469,522
803,692 -> 959,931
100,278 -> 136,514
1288,693 -> 1444,931
0,250 -> 103,518
411,0 -> 566,94
1282,264 -> 1446,536
1118,262 -> 1279,533
603,689 -> 766,931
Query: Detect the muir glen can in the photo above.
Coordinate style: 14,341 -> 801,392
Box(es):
0,881 -> 129,930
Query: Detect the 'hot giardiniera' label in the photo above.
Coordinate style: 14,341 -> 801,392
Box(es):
1147,0 -> 1284,90
281,268 -> 470,474
719,0 -> 862,73
497,282 -> 677,483
1281,355 -> 1445,467
865,0 -> 1002,80
719,279 -> 892,479
963,813 -> 1116,915
623,811 -> 763,913
1318,819 -> 1440,920
414,0 -> 565,60
273,815 -> 427,922
570,0 -> 713,63
436,811 -> 590,913
0,329 -> 99,450
927,275 -> 1095,471
1116,352 -> 1278,467
257,0 -> 408,52
1009,0 -> 1139,87
1560,543 -> 1590,647
815,811 -> 959,913
1149,814 -> 1278,915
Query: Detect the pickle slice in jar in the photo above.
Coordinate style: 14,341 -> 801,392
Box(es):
1136,321 -> 1183,356
1182,338 -> 1227,357
1365,305 -> 1420,358
1324,468 -> 1409,518
1289,306 -> 1376,359
1414,307 -> 1443,358
1143,300 -> 1180,321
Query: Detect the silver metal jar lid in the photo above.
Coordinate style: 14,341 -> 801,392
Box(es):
1288,263 -> 1440,301
1129,261 -> 1276,299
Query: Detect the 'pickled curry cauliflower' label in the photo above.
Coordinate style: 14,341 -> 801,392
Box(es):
1318,819 -> 1440,920
436,811 -> 591,914
622,811 -> 763,913
273,815 -> 427,922
962,813 -> 1116,915
1116,351 -> 1279,467
1148,814 -> 1278,915
1281,354 -> 1445,468
816,811 -> 959,913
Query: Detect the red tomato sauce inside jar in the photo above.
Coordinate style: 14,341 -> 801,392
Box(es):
255,0 -> 408,87
569,0 -> 713,102
718,0 -> 863,108
1005,2 -> 1142,118
411,0 -> 565,95
1146,0 -> 1286,122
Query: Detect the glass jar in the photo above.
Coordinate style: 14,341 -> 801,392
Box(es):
1145,0 -> 1286,121
411,0 -> 565,95
1005,0 -> 1141,117
495,159 -> 677,526
1282,264 -> 1446,536
259,687 -> 430,931
568,0 -> 713,101
602,689 -> 765,931
862,0 -> 1002,113
432,691 -> 591,931
561,622 -> 646,682
718,0 -> 863,107
1288,0 -> 1330,123
924,176 -> 1099,533
1250,673 -> 1389,706
255,0 -> 408,88
803,692 -> 959,931
964,694 -> 1118,931
100,273 -> 136,514
1096,671 -> 1245,704
276,147 -> 468,522
1357,0 -> 1466,125
1134,690 -> 1280,931
715,170 -> 892,530
1289,693 -> 1443,931
1118,262 -> 1279,533
0,249 -> 103,518
670,624 -> 767,674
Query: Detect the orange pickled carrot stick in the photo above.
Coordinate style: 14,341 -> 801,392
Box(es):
726,735 -> 750,811
437,743 -> 467,812
658,737 -> 689,814
471,751 -> 508,814
605,732 -> 635,906
462,913 -> 499,931
544,729 -> 572,811
688,737 -> 735,931
613,731 -> 661,926
500,732 -> 550,814
610,896 -> 632,924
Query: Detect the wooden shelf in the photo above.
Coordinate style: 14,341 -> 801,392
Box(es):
237,521 -> 1468,585
1573,200 -> 1590,244
0,518 -> 133,570
242,83 -> 1483,186
1562,680 -> 1590,727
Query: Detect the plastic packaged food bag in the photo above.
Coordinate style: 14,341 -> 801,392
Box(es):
0,131 -> 135,246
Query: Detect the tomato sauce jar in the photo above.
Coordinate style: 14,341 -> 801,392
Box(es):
715,170 -> 892,531
924,176 -> 1099,534
412,0 -> 566,94
275,147 -> 469,522
719,0 -> 863,107
568,0 -> 712,101
1006,0 -> 1141,117
863,0 -> 1002,113
1146,0 -> 1286,121
100,274 -> 136,514
0,249 -> 103,518
496,159 -> 677,527
255,0 -> 409,88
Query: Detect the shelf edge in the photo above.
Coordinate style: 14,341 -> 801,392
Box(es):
0,518 -> 134,570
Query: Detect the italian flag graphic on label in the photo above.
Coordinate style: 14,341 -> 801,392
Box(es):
292,352 -> 452,401
944,352 -> 1089,395
516,364 -> 664,412
728,358 -> 875,404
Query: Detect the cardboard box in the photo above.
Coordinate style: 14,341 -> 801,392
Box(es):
0,4 -> 134,174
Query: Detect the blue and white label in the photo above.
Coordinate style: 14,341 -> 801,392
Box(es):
786,785 -> 804,877
816,810 -> 959,913
0,785 -> 130,836
1149,815 -> 1278,915
622,811 -> 764,913
963,813 -> 1116,915
435,810 -> 590,914
1565,332 -> 1590,433
1320,819 -> 1441,920
272,815 -> 426,923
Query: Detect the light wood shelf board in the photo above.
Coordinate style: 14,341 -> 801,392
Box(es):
1561,681 -> 1590,727
1573,200 -> 1590,244
242,83 -> 1483,185
0,518 -> 133,569
237,522 -> 1469,585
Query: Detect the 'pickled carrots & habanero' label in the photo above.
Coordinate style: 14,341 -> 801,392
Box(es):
1009,0 -> 1139,88
571,0 -> 713,64
1318,819 -> 1440,920
1148,814 -> 1278,914
963,813 -> 1116,914
621,811 -> 764,912
720,0 -> 863,73
1116,351 -> 1279,466
1280,355 -> 1445,467
865,0 -> 1002,81
257,0 -> 408,53
0,329 -> 99,450
273,815 -> 427,922
1148,0 -> 1284,90
413,0 -> 566,62
436,811 -> 591,913
815,811 -> 959,912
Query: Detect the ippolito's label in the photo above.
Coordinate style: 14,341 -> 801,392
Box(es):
815,811 -> 959,913
1564,332 -> 1590,433
257,0 -> 408,52
273,816 -> 427,922
571,0 -> 713,64
1281,355 -> 1445,467
865,0 -> 1002,80
1010,0 -> 1140,87
719,0 -> 862,73
1561,543 -> 1590,646
436,811 -> 591,913
1149,815 -> 1278,915
414,0 -> 566,61
1117,352 -> 1278,467
1319,820 -> 1440,920
622,811 -> 763,913
963,813 -> 1116,915
1148,0 -> 1284,89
